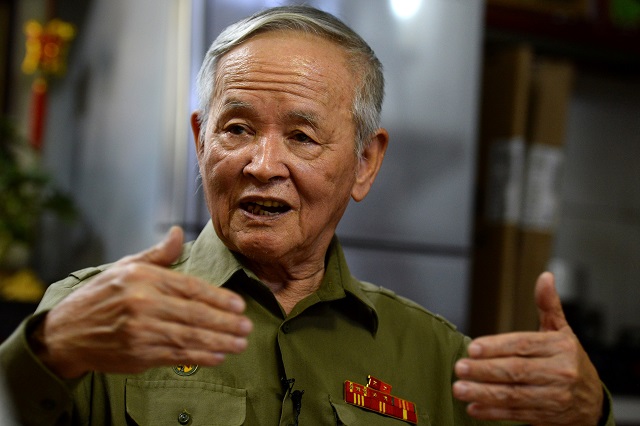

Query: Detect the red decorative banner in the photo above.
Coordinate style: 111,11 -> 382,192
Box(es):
29,77 -> 48,152
22,18 -> 75,151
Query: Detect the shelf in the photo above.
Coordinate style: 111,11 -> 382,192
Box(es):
485,4 -> 640,72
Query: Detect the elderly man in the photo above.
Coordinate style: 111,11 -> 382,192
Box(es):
0,6 -> 612,425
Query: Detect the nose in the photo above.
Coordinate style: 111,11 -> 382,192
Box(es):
243,134 -> 290,183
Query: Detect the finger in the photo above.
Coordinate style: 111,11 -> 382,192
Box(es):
118,226 -> 184,267
139,266 -> 247,314
148,292 -> 253,337
466,330 -> 567,359
83,320 -> 250,373
103,260 -> 247,315
452,380 -> 568,411
173,279 -> 248,315
535,271 -> 570,332
455,352 -> 574,385
149,320 -> 250,356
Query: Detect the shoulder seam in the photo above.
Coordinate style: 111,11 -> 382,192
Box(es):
359,281 -> 458,332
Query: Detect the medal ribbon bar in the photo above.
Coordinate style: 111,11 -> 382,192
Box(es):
344,380 -> 418,424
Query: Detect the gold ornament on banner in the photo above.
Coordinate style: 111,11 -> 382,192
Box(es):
22,19 -> 75,76
20,18 -> 75,151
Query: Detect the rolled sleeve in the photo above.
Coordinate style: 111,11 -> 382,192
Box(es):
0,312 -> 73,426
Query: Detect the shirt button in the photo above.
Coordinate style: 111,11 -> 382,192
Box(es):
178,411 -> 191,425
282,323 -> 291,333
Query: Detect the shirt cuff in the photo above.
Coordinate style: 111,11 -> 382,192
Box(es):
0,312 -> 74,425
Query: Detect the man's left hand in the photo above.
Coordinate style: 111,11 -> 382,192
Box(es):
453,272 -> 604,425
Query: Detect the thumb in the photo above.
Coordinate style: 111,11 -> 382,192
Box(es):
118,226 -> 184,267
536,271 -> 570,332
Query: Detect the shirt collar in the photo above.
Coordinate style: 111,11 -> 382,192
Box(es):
179,221 -> 244,285
177,221 -> 379,333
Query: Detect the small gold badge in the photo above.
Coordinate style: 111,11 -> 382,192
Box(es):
173,364 -> 198,376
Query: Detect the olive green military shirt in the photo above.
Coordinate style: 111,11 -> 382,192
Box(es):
0,222 -> 615,425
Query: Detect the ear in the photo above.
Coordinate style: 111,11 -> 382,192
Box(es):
190,111 -> 204,155
351,128 -> 389,202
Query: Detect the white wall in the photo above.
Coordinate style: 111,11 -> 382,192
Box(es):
36,0 -> 187,279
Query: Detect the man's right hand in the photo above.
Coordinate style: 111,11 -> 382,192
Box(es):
30,227 -> 253,379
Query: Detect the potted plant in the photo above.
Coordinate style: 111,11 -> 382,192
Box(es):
0,117 -> 75,301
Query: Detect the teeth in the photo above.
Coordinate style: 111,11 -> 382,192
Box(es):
246,200 -> 287,216
257,208 -> 277,216
255,200 -> 284,208
250,206 -> 277,216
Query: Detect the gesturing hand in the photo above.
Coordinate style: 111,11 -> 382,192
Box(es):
453,272 -> 604,425
32,227 -> 253,379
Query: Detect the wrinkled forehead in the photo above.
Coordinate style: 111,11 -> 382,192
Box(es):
212,30 -> 356,106
212,29 -> 359,99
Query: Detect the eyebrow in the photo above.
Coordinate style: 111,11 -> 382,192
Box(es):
218,99 -> 254,116
284,110 -> 320,131
218,98 -> 321,130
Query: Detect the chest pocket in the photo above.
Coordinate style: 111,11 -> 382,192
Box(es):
330,398 -> 431,426
125,379 -> 246,426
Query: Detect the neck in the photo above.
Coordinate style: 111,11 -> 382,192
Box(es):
251,264 -> 325,315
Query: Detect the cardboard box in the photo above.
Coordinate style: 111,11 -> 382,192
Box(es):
469,45 -> 533,337
512,59 -> 575,331
470,48 -> 575,336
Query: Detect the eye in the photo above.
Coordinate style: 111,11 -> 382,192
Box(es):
291,132 -> 316,144
226,124 -> 249,136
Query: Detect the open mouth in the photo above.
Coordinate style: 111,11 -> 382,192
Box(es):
241,200 -> 291,217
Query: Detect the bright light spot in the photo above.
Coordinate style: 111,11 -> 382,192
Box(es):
390,0 -> 422,19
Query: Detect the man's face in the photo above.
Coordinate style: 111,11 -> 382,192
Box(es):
193,31 -> 372,265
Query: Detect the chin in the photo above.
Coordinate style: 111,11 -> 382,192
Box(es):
230,233 -> 289,262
